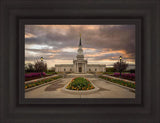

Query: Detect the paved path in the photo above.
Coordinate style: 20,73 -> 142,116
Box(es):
25,77 -> 135,98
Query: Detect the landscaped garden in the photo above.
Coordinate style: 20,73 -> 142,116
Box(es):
25,75 -> 62,89
66,77 -> 95,90
112,73 -> 135,81
46,71 -> 57,75
25,72 -> 58,81
99,76 -> 135,89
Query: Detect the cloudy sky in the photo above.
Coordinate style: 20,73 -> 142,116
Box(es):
25,25 -> 135,68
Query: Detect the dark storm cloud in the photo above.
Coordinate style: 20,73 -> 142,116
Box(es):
25,25 -> 79,49
25,48 -> 58,54
82,25 -> 135,55
53,52 -> 76,60
25,25 -> 135,56
25,48 -> 77,61
98,25 -> 135,54
92,53 -> 122,60
25,25 -> 135,67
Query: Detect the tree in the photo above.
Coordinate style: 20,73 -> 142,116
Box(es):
28,63 -> 34,72
34,60 -> 47,72
25,63 -> 35,72
113,61 -> 128,73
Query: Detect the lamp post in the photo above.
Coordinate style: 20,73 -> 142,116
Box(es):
119,56 -> 122,77
40,57 -> 44,62
40,57 -> 44,77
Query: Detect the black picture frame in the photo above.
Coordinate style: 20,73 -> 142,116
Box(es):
0,0 -> 160,122
21,19 -> 141,105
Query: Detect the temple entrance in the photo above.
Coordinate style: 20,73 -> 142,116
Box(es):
79,67 -> 82,73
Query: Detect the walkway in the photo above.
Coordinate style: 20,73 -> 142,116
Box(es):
25,76 -> 135,98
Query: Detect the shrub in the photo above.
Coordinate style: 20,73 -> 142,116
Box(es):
130,69 -> 135,73
113,73 -> 135,81
106,67 -> 115,72
25,72 -> 46,78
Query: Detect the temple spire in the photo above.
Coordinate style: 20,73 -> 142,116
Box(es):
79,33 -> 82,46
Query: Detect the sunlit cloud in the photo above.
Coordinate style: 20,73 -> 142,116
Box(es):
61,47 -> 78,52
25,44 -> 54,50
25,25 -> 135,68
25,33 -> 37,38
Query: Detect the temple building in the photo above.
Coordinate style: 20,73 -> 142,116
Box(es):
55,35 -> 106,73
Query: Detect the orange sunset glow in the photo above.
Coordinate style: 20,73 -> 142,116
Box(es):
25,25 -> 135,68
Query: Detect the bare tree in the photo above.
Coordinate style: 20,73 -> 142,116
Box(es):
34,60 -> 47,72
114,61 -> 128,72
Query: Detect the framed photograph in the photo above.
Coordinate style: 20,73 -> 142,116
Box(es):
20,20 -> 141,104
1,0 -> 160,122
24,24 -> 136,99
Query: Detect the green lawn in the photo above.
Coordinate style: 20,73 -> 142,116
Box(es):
103,72 -> 130,75
46,72 -> 57,75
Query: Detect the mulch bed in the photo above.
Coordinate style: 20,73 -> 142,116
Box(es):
25,75 -> 52,81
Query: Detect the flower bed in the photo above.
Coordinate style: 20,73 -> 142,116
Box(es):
66,77 -> 95,90
99,76 -> 135,89
113,73 -> 135,81
25,72 -> 46,78
25,72 -> 51,81
25,75 -> 62,89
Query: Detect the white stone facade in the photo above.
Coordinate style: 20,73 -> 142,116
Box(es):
55,64 -> 73,72
55,36 -> 106,73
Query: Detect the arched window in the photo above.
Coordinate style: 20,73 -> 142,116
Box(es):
64,68 -> 66,71
70,68 -> 72,71
89,68 -> 91,71
95,68 -> 97,71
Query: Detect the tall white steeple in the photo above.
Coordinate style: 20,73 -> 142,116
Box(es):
77,33 -> 84,60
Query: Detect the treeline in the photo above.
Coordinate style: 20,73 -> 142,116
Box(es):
25,60 -> 47,73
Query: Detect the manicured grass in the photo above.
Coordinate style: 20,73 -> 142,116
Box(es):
103,72 -> 114,75
103,72 -> 130,75
25,75 -> 62,89
66,77 -> 95,90
99,76 -> 136,89
46,72 -> 57,75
